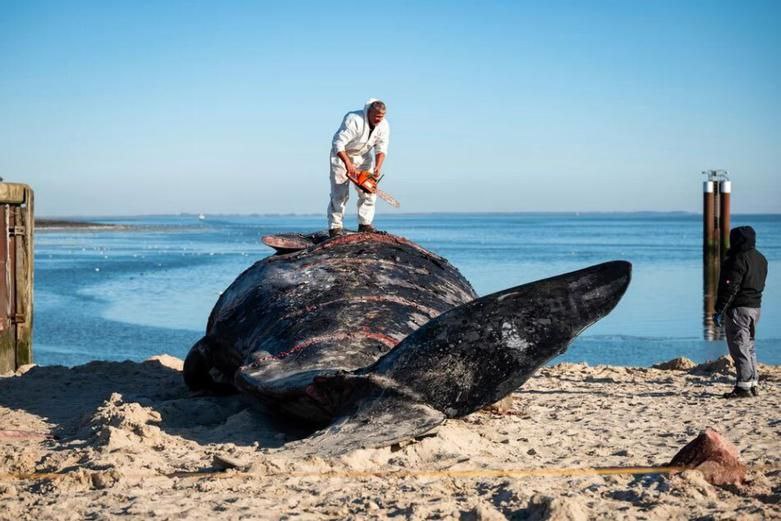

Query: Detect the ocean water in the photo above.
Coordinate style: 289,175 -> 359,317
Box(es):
33,213 -> 780,367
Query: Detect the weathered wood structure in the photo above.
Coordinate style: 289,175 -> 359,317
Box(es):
0,183 -> 34,373
702,170 -> 730,341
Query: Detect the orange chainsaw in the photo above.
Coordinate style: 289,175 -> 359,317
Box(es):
347,170 -> 400,208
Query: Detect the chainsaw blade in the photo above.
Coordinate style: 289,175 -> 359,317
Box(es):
346,171 -> 400,208
376,189 -> 400,208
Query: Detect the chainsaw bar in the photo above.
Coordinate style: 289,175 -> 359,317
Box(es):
376,189 -> 400,208
347,171 -> 400,208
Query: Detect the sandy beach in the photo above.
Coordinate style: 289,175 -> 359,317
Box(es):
0,355 -> 778,520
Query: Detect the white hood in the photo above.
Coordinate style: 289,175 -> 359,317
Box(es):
364,98 -> 381,116
331,99 -> 390,161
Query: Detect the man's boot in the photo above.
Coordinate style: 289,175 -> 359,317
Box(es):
722,387 -> 752,399
329,228 -> 345,238
358,224 -> 376,233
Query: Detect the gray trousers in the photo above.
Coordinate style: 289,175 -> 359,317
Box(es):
725,306 -> 761,389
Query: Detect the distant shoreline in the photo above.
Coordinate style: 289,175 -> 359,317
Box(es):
34,218 -> 127,230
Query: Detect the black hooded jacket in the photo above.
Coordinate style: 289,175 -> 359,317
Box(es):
715,226 -> 768,313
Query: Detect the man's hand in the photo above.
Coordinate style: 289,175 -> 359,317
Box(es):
345,162 -> 357,178
373,169 -> 381,181
712,313 -> 722,327
337,151 -> 357,179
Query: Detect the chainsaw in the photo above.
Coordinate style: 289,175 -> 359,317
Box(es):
347,170 -> 400,208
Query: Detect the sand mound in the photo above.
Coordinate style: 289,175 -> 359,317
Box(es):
76,392 -> 164,450
145,354 -> 185,371
652,357 -> 697,371
524,494 -> 589,521
690,356 -> 735,375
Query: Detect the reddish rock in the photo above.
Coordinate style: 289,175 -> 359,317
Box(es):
669,427 -> 746,485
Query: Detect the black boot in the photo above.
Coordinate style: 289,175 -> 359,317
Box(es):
329,228 -> 345,238
722,387 -> 752,399
358,224 -> 376,233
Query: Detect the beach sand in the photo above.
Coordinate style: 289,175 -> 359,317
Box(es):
0,355 -> 778,520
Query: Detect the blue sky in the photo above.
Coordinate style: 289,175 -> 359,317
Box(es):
1,1 -> 779,216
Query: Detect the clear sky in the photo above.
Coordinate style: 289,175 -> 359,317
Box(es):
1,1 -> 779,216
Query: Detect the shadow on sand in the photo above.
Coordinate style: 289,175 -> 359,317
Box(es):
0,360 -> 312,449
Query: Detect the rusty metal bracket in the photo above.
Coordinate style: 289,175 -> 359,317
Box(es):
8,226 -> 25,237
12,313 -> 25,324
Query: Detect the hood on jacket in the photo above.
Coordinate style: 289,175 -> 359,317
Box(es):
364,98 -> 381,116
729,226 -> 756,253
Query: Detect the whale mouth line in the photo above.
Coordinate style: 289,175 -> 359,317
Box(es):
281,295 -> 442,321
252,330 -> 399,364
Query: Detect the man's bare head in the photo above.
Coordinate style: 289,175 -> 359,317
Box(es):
368,101 -> 386,128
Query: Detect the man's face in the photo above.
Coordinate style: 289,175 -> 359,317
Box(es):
368,107 -> 386,127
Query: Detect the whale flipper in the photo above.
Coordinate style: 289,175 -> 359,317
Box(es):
370,260 -> 632,417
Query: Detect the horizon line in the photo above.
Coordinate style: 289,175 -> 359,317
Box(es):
37,210 -> 781,219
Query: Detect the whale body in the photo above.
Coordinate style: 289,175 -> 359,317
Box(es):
184,231 -> 631,454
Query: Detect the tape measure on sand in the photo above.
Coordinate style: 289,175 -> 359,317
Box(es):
4,464 -> 777,482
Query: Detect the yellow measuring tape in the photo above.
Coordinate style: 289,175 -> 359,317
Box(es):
176,465 -> 692,480
0,465 -> 704,482
3,464 -> 775,482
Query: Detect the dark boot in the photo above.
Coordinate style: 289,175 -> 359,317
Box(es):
358,224 -> 376,233
722,387 -> 752,399
329,228 -> 345,238
750,386 -> 760,396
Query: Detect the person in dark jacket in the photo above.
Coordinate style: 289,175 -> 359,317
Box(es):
713,226 -> 768,399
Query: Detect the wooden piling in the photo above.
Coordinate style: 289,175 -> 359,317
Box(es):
0,183 -> 34,374
703,181 -> 718,263
702,180 -> 719,339
702,170 -> 732,340
719,180 -> 731,260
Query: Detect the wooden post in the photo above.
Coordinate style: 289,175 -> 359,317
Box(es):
702,179 -> 719,339
0,183 -> 34,374
703,181 -> 717,261
702,170 -> 731,340
719,180 -> 731,260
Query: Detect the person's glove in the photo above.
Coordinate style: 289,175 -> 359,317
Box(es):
712,313 -> 722,327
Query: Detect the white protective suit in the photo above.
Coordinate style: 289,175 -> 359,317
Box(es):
327,99 -> 390,229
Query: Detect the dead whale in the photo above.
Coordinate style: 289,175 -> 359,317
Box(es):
184,231 -> 631,453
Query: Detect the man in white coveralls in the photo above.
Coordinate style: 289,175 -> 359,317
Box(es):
327,99 -> 389,237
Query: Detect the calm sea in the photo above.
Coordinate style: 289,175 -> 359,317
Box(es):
34,213 -> 780,367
